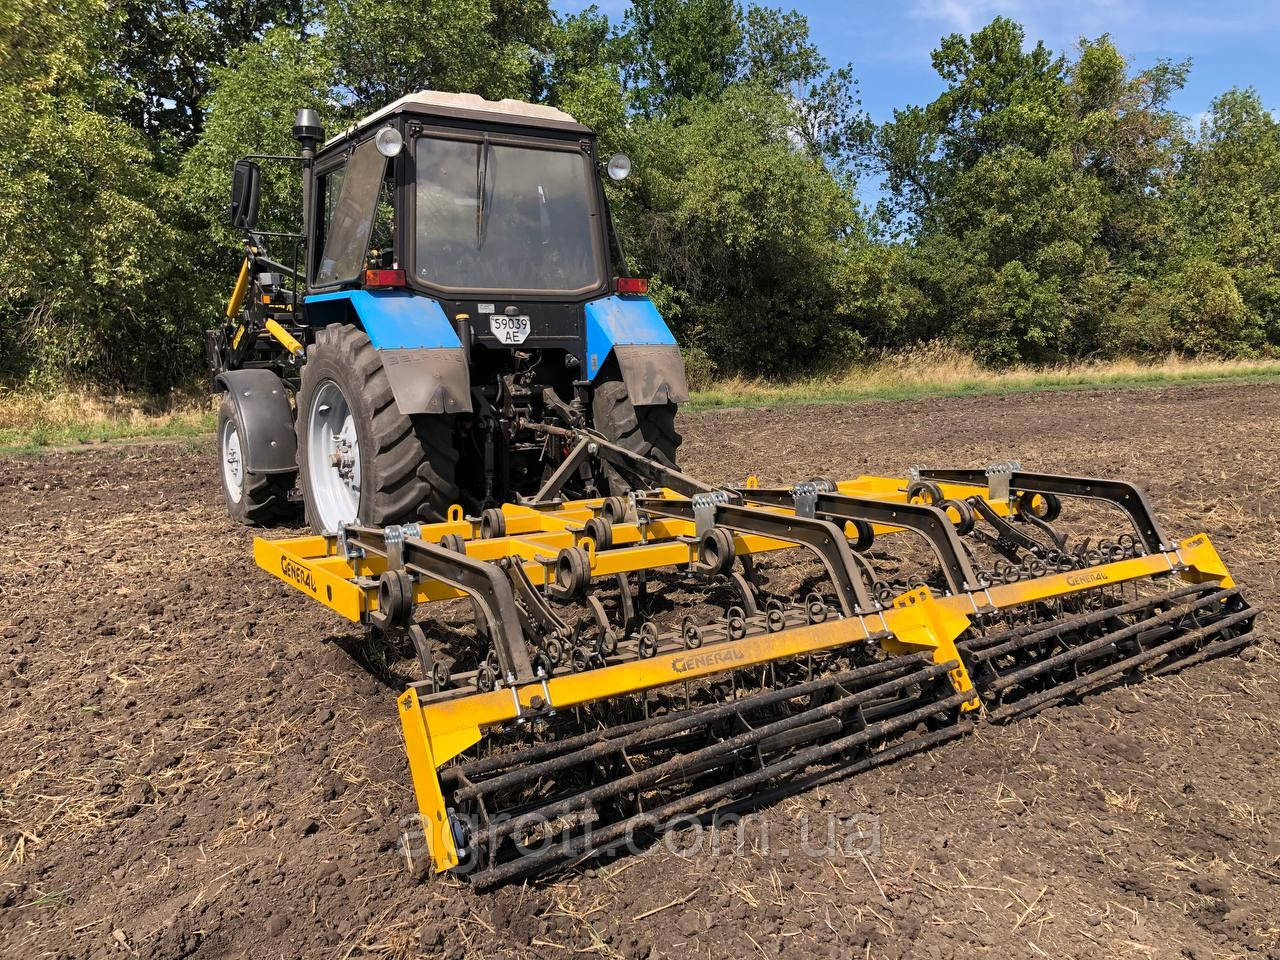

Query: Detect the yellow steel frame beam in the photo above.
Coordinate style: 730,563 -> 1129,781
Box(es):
252,477 -> 1012,623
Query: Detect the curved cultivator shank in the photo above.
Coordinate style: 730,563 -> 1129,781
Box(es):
255,432 -> 1258,886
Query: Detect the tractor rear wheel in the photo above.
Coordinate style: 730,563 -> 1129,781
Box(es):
217,394 -> 297,526
591,379 -> 682,495
296,324 -> 459,533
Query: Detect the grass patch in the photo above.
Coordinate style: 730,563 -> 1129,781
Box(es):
688,348 -> 1280,410
0,385 -> 214,453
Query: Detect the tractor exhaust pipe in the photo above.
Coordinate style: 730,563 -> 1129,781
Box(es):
293,108 -> 324,283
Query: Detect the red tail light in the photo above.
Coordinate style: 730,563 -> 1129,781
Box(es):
364,268 -> 406,289
616,277 -> 649,295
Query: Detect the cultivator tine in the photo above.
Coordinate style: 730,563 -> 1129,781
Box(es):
917,467 -> 1169,552
636,494 -> 877,614
344,524 -> 536,683
254,437 -> 1260,885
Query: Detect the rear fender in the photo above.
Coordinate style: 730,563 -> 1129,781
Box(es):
215,369 -> 297,474
304,291 -> 473,415
585,296 -> 689,405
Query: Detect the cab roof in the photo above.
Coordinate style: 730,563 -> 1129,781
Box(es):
324,91 -> 590,149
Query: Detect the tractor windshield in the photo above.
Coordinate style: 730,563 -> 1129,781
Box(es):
413,135 -> 602,294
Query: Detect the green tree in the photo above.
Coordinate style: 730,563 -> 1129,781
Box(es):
869,19 -> 1193,364
620,0 -> 742,116
1169,88 -> 1280,350
621,84 -> 865,374
322,0 -> 551,116
109,0 -> 312,150
0,0 -> 194,387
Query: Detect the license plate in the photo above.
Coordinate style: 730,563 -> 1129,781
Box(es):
489,314 -> 531,345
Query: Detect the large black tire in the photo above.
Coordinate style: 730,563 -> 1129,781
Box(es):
296,324 -> 459,533
591,380 -> 682,495
217,394 -> 297,526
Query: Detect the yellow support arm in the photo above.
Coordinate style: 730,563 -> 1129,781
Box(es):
226,257 -> 251,319
265,319 -> 304,357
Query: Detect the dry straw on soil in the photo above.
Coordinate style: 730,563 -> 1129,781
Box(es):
0,386 -> 214,448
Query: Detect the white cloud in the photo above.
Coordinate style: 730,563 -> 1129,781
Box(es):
908,0 -> 1029,35
906,0 -> 1279,54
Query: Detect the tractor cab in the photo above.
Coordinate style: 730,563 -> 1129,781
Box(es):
306,93 -> 618,333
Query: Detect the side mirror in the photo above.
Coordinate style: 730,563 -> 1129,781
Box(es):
230,159 -> 261,230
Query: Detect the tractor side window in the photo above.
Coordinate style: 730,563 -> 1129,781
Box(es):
315,137 -> 385,286
314,165 -> 347,281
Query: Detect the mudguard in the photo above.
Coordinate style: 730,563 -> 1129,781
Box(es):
214,368 -> 297,474
304,291 -> 473,414
584,296 -> 689,405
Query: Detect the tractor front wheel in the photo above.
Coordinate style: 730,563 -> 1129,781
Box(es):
217,394 -> 296,526
296,324 -> 460,533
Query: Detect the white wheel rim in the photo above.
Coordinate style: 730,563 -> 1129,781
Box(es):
307,380 -> 361,532
221,418 -> 244,504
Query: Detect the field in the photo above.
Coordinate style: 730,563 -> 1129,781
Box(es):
1,381 -> 1277,960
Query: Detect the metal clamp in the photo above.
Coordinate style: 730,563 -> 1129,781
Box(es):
511,678 -> 557,726
985,461 -> 1021,502
336,523 -> 364,562
691,490 -> 731,538
383,523 -> 423,571
792,479 -> 835,519
793,482 -> 818,519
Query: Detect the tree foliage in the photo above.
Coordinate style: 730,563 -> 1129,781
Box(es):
1,6 -> 1278,389
865,18 -> 1277,365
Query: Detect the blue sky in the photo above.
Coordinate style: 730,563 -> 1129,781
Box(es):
552,0 -> 1280,206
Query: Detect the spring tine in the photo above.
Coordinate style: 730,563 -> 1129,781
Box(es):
615,574 -> 636,629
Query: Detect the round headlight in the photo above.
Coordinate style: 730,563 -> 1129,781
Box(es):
375,126 -> 404,158
606,153 -> 632,181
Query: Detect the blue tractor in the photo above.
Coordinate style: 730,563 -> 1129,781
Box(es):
209,91 -> 687,532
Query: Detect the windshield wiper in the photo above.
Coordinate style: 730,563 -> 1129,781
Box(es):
475,132 -> 490,249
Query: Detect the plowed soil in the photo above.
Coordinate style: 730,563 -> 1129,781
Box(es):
2,382 -> 1278,960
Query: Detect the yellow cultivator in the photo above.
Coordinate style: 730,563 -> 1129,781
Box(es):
255,430 -> 1257,886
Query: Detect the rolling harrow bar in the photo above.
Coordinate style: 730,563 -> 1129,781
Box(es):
255,432 -> 1258,884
